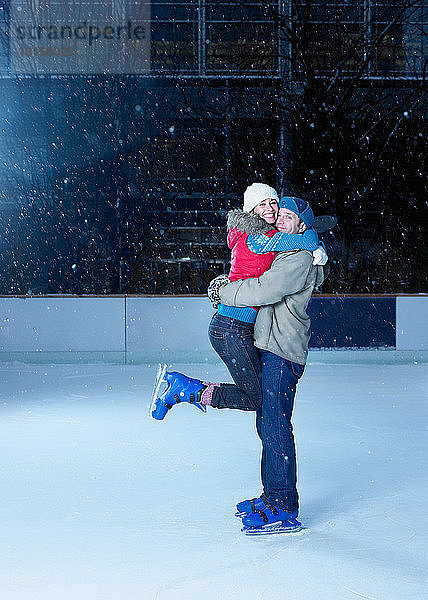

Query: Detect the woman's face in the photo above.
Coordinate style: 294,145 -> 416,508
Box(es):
253,198 -> 279,224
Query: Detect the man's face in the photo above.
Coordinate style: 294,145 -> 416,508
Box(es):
253,198 -> 279,224
276,208 -> 305,233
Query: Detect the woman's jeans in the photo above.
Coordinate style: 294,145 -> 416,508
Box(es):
208,313 -> 263,412
208,312 -> 304,513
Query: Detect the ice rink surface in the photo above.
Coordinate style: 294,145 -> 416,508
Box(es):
1,357 -> 427,600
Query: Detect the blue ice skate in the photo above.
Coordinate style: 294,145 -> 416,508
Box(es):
235,493 -> 270,517
240,502 -> 302,536
150,364 -> 207,421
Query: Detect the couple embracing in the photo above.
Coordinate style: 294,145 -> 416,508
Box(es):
150,183 -> 326,535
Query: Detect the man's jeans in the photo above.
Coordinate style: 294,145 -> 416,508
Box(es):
208,313 -> 304,512
259,350 -> 304,512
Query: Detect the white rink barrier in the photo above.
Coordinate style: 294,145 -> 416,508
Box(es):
0,295 -> 426,364
0,296 -> 126,363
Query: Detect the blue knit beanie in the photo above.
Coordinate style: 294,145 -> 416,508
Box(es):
279,196 -> 314,228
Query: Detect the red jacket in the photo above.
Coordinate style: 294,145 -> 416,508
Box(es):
228,228 -> 277,282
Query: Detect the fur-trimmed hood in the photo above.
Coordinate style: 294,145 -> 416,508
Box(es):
226,209 -> 273,235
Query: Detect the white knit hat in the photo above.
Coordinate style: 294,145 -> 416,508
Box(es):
243,183 -> 279,213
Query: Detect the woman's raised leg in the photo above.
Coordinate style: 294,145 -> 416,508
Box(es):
208,313 -> 262,412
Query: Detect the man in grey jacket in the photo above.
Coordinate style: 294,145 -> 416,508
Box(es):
217,197 -> 324,533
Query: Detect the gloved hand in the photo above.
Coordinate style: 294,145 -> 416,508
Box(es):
313,243 -> 328,266
207,274 -> 230,309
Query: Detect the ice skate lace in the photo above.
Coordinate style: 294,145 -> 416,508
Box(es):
254,494 -> 280,523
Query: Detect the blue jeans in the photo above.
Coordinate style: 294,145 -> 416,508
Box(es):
208,313 -> 263,413
208,313 -> 304,512
259,350 -> 304,512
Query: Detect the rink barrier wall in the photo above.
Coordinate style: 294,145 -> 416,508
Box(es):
0,295 -> 426,364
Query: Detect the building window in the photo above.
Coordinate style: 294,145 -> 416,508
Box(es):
292,0 -> 426,78
0,1 -> 9,73
371,2 -> 425,75
151,1 -> 198,72
205,0 -> 278,74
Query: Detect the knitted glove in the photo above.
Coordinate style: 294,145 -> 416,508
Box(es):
207,274 -> 230,309
312,242 -> 328,266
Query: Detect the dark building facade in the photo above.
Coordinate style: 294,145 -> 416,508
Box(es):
0,1 -> 426,294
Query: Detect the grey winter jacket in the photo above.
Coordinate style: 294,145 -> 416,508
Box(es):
218,249 -> 324,365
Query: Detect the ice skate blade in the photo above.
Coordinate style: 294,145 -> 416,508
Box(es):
149,363 -> 167,419
242,521 -> 303,536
